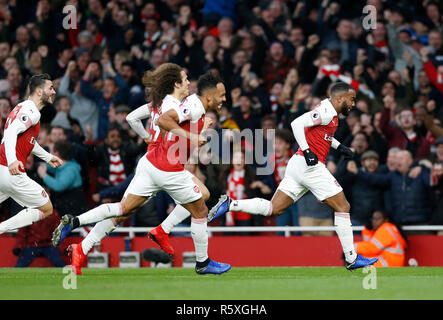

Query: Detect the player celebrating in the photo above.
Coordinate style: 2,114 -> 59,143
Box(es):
53,70 -> 230,275
209,82 -> 378,270
0,74 -> 63,234
52,63 -> 196,273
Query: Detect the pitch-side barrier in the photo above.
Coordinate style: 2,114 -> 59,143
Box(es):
112,225 -> 443,238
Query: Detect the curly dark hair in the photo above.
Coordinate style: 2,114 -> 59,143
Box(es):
142,63 -> 184,108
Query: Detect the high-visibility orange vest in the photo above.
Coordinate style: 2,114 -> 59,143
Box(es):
355,222 -> 407,267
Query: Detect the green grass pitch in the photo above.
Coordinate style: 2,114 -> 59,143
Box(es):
1,267 -> 443,300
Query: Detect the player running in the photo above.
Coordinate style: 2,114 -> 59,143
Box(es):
52,63 -> 194,273
0,74 -> 63,234
209,82 -> 378,270
53,69 -> 230,275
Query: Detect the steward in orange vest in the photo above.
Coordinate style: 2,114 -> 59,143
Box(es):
355,210 -> 407,267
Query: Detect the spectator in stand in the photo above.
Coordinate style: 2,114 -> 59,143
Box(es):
416,69 -> 443,108
231,89 -> 261,131
13,209 -> 65,267
421,46 -> 443,95
218,150 -> 272,229
347,150 -> 433,226
336,132 -> 370,180
0,96 -> 11,136
86,123 -> 144,192
260,41 -> 294,91
380,99 -> 430,160
58,60 -> 100,141
378,147 -> 400,215
11,25 -> 36,69
37,140 -> 88,216
341,150 -> 385,226
322,18 -> 359,67
426,29 -> 443,66
355,210 -> 407,267
428,137 -> 443,229
50,96 -> 77,140
49,46 -> 74,80
424,100 -> 443,138
384,9 -> 423,92
6,66 -> 25,106
80,60 -> 129,141
77,30 -> 104,61
109,103 -> 132,135
0,42 -> 11,76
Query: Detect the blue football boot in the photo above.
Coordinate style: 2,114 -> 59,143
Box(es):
208,195 -> 231,222
52,214 -> 74,247
346,254 -> 378,270
195,260 -> 231,275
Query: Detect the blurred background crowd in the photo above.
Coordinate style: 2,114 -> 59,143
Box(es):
0,0 -> 442,247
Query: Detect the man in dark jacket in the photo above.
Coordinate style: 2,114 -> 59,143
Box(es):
348,150 -> 433,225
340,150 -> 384,226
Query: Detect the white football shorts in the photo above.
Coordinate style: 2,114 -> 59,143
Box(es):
0,165 -> 49,208
277,154 -> 343,202
124,154 -> 202,205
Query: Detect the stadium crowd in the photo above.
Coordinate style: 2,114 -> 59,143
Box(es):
0,0 -> 442,239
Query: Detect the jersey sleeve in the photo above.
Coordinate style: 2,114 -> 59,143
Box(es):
32,141 -> 53,162
126,103 -> 151,139
309,105 -> 335,126
20,102 -> 41,127
290,112 -> 313,151
2,108 -> 34,165
175,99 -> 204,123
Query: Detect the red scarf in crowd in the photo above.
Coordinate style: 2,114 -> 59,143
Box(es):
108,148 -> 126,186
226,168 -> 250,222
271,149 -> 294,187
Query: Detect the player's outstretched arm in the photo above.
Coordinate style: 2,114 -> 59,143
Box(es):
32,141 -> 53,163
331,137 -> 354,159
32,142 -> 63,168
126,103 -> 151,141
158,109 -> 206,147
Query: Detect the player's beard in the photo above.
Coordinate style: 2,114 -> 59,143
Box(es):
41,92 -> 54,107
341,101 -> 349,116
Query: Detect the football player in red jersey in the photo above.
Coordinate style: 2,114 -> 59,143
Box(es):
53,67 -> 229,275
52,63 -> 194,274
0,74 -> 63,234
209,82 -> 378,270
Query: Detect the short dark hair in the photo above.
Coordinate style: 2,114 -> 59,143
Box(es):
54,139 -> 72,161
330,82 -> 355,97
121,61 -> 134,69
107,122 -> 123,135
28,73 -> 51,95
197,72 -> 223,96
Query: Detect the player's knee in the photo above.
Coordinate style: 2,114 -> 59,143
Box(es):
41,202 -> 53,218
271,206 -> 284,216
194,205 -> 208,219
270,200 -> 285,217
337,200 -> 351,213
202,189 -> 210,202
201,205 -> 209,218
119,202 -> 131,216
